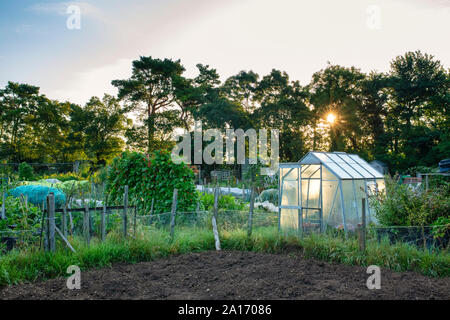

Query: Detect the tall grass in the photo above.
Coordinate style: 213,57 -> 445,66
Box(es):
1,226 -> 449,287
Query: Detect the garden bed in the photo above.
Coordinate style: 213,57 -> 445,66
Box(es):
1,251 -> 449,300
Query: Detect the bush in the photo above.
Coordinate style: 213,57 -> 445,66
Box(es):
371,177 -> 450,226
106,150 -> 198,214
199,193 -> 246,211
18,163 -> 34,181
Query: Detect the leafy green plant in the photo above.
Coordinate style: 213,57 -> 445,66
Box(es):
199,193 -> 245,211
371,176 -> 450,226
431,217 -> 450,247
18,163 -> 34,181
0,196 -> 41,232
106,150 -> 198,214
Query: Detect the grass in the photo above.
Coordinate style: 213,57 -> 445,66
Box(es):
0,225 -> 449,287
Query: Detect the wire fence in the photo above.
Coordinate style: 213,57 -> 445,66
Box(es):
1,185 -> 449,255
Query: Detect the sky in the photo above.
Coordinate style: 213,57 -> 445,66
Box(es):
0,0 -> 449,105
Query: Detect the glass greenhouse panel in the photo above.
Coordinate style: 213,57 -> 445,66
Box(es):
322,166 -> 338,180
341,180 -> 359,231
325,187 -> 344,230
281,167 -> 298,181
281,180 -> 298,207
349,155 -> 384,178
280,208 -> 298,233
322,180 -> 339,229
302,164 -> 320,179
325,163 -> 352,179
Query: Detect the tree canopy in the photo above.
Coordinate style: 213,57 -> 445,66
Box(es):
1,50 -> 448,173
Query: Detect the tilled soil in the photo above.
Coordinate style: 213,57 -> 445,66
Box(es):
1,250 -> 449,300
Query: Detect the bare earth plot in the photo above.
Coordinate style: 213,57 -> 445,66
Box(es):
1,251 -> 449,300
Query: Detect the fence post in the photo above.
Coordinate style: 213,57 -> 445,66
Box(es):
101,202 -> 106,242
248,186 -> 255,237
47,193 -> 56,252
150,198 -> 154,216
359,198 -> 366,252
170,189 -> 178,241
62,205 -> 67,238
84,204 -> 90,245
123,185 -> 128,238
68,202 -> 74,235
133,204 -> 137,237
1,190 -> 5,220
41,200 -> 48,251
212,186 -> 221,251
242,184 -> 245,200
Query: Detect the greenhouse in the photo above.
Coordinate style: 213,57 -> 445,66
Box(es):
278,151 -> 385,235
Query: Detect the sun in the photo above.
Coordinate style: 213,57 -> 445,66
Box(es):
327,113 -> 336,124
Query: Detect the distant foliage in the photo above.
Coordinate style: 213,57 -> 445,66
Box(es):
106,150 -> 198,214
41,172 -> 81,182
18,162 -> 34,181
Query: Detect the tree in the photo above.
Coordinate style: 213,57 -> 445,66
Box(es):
308,64 -> 366,152
254,69 -> 311,161
386,51 -> 449,169
0,82 -> 72,163
359,72 -> 389,159
70,94 -> 129,166
112,56 -> 185,152
223,70 -> 259,112
174,64 -> 221,130
0,82 -> 41,162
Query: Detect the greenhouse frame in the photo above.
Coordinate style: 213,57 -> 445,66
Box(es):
278,151 -> 385,235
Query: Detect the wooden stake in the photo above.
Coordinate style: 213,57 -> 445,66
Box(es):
101,202 -> 106,241
68,202 -> 74,235
123,185 -> 128,238
84,204 -> 90,245
1,190 -> 6,220
212,186 -> 221,251
170,189 -> 178,241
248,186 -> 255,237
62,205 -> 67,237
359,198 -> 366,252
47,193 -> 56,252
55,226 -> 76,253
133,204 -> 137,237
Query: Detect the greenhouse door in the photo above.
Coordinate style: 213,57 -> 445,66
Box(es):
300,164 -> 323,234
278,164 -> 302,236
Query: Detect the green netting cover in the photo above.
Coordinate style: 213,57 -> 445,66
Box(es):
8,185 -> 66,208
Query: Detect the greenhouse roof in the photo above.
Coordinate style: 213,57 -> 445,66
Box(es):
298,151 -> 384,179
